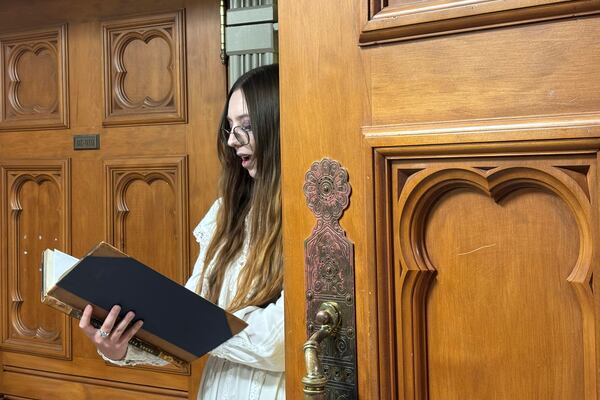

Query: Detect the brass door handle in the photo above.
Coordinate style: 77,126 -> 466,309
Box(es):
302,301 -> 341,399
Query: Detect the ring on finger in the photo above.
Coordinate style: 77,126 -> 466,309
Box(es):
99,329 -> 111,338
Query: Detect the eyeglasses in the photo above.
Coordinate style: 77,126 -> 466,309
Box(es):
222,125 -> 251,145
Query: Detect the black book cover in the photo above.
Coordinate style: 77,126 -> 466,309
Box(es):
55,245 -> 246,359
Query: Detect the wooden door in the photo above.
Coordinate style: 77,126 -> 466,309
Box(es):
279,1 -> 600,399
0,1 -> 224,398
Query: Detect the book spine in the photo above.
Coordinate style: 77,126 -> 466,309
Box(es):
41,295 -> 186,367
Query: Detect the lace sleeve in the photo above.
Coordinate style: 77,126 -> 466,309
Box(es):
98,345 -> 169,367
185,198 -> 221,295
192,198 -> 221,245
210,291 -> 285,372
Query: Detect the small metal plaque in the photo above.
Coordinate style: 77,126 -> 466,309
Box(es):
73,134 -> 100,150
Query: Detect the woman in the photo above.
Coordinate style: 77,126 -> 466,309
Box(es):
79,64 -> 284,399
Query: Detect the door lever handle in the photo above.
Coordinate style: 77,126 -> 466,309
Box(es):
302,301 -> 341,399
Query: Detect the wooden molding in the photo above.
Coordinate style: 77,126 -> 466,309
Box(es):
362,112 -> 600,149
102,10 -> 187,127
360,0 -> 600,44
104,156 -> 190,375
3,365 -> 187,398
0,25 -> 69,130
0,160 -> 71,359
3,395 -> 35,400
104,156 -> 189,282
396,165 -> 594,397
366,131 -> 600,398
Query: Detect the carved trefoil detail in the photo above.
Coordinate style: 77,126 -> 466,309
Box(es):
394,165 -> 596,398
104,156 -> 190,374
0,160 -> 71,359
304,158 -> 357,399
105,156 -> 190,285
0,26 -> 69,130
102,10 -> 187,126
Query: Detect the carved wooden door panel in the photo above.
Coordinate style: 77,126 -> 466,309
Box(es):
372,142 -> 598,399
279,1 -> 600,399
0,1 -> 224,399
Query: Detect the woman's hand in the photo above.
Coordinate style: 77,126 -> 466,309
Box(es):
79,304 -> 143,361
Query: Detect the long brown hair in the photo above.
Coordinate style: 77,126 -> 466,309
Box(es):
197,65 -> 282,312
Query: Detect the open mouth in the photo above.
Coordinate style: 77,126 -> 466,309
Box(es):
239,154 -> 252,167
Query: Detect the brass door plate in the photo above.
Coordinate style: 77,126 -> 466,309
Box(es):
304,158 -> 357,399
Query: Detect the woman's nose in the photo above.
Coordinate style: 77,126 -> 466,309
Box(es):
226,131 -> 239,147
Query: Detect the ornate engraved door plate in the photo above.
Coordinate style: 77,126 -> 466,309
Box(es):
303,158 -> 357,399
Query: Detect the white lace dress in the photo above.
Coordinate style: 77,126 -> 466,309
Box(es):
102,199 -> 285,399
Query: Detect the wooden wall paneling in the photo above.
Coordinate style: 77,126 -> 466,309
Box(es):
0,25 -> 68,130
183,0 -> 223,258
0,1 -> 225,399
104,156 -> 190,290
102,10 -> 187,126
367,148 -> 397,400
368,16 -> 600,127
0,350 -> 3,397
367,131 -> 600,399
0,160 -> 71,359
182,1 -> 226,396
2,365 -> 187,399
104,156 -> 191,375
1,350 -> 190,394
360,0 -> 600,44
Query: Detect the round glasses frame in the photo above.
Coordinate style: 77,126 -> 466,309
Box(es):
222,125 -> 251,145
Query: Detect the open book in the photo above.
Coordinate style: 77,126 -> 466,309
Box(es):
41,242 -> 247,367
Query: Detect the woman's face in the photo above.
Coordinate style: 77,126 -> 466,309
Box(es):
226,89 -> 257,178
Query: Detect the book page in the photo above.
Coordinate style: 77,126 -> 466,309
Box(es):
52,250 -> 79,285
